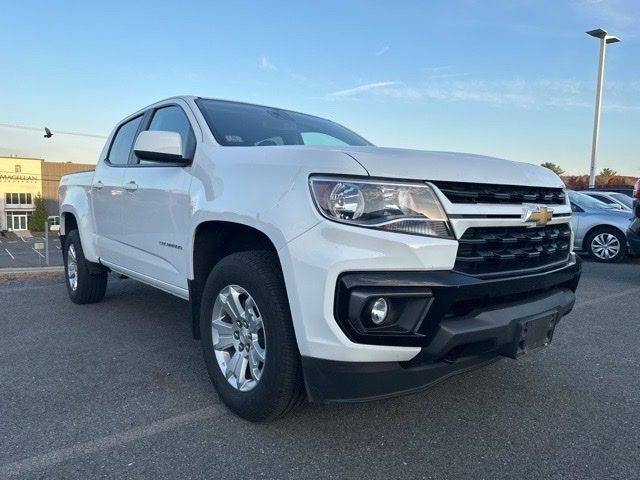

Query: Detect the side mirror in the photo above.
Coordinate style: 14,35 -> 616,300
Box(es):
133,130 -> 187,163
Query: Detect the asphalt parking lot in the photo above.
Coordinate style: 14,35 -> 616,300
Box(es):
1,258 -> 639,479
0,233 -> 62,268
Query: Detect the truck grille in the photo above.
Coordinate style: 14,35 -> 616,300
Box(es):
431,181 -> 566,205
455,223 -> 572,276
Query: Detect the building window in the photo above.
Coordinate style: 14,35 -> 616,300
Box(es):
5,193 -> 33,206
15,165 -> 21,173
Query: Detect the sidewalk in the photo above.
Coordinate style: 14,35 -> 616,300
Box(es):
0,266 -> 64,280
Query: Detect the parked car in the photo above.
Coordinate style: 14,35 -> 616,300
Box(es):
568,190 -> 636,262
58,96 -> 581,421
582,190 -> 633,211
626,179 -> 640,253
574,186 -> 633,196
47,215 -> 61,232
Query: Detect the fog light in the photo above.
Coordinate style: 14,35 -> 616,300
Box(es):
370,297 -> 389,325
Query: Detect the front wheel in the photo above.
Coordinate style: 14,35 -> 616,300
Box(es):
63,230 -> 108,304
200,251 -> 304,422
586,227 -> 627,263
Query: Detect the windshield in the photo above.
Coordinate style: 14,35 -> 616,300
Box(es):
569,190 -> 617,210
196,99 -> 372,147
610,193 -> 633,209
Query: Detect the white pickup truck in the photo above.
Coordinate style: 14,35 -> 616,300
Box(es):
59,96 -> 581,421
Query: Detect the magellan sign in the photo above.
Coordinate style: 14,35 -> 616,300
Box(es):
0,174 -> 38,183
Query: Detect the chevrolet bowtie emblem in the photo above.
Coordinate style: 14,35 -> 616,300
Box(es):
522,204 -> 553,226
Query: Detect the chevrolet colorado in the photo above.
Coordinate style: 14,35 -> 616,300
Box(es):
59,96 -> 581,421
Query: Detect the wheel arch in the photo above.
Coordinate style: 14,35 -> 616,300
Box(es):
582,224 -> 627,251
60,211 -> 78,247
188,220 -> 285,339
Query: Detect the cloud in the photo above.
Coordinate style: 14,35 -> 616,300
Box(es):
374,46 -> 389,56
422,66 -> 470,80
427,72 -> 471,80
328,77 -> 640,110
329,81 -> 402,97
422,78 -> 589,108
259,55 -> 277,71
422,65 -> 456,73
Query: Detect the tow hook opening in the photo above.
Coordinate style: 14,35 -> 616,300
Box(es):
442,339 -> 498,364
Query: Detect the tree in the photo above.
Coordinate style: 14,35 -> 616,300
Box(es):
540,162 -> 565,176
598,167 -> 617,178
28,194 -> 48,233
563,175 -> 587,189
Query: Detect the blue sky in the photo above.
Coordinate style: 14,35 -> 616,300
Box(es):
1,0 -> 639,175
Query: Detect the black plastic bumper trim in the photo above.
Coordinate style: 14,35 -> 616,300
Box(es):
334,256 -> 581,347
302,354 -> 501,403
310,279 -> 577,402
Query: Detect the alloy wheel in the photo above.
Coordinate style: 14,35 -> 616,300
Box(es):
210,285 -> 266,392
67,244 -> 78,291
591,233 -> 621,260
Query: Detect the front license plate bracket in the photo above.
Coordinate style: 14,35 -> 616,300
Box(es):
499,313 -> 558,359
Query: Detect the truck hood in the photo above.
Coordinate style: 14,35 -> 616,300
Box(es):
325,146 -> 563,188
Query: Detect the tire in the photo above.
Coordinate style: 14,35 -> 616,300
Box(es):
63,229 -> 108,304
199,250 -> 304,422
586,227 -> 627,263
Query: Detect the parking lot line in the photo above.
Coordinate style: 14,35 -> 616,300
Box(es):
32,248 -> 45,259
0,406 -> 226,478
4,249 -> 14,260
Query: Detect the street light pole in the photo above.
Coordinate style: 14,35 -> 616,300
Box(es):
586,28 -> 620,189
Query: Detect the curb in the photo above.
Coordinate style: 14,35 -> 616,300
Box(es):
0,266 -> 65,275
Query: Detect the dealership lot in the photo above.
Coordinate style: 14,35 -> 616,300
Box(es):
1,259 -> 638,479
0,234 -> 62,268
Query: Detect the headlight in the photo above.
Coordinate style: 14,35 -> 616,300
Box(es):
309,176 -> 453,238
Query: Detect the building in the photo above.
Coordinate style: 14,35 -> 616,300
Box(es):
0,156 -> 94,232
0,156 -> 43,231
41,160 -> 95,218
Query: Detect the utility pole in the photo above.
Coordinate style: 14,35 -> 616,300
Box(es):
586,28 -> 620,189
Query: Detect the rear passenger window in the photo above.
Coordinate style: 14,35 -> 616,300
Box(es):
107,116 -> 143,165
595,195 -> 613,204
143,106 -> 195,163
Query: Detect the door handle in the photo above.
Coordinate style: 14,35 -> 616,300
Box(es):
124,181 -> 138,192
91,181 -> 104,190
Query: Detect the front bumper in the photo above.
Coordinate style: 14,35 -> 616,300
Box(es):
303,257 -> 581,402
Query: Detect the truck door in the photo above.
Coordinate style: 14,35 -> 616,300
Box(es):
116,104 -> 196,291
91,115 -> 143,265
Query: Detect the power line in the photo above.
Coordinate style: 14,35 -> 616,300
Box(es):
0,123 -> 107,139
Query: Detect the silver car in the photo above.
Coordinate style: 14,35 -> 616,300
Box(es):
582,190 -> 634,212
568,190 -> 637,262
